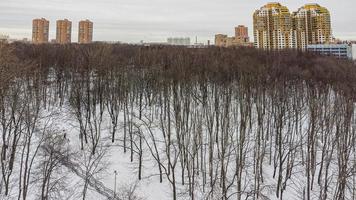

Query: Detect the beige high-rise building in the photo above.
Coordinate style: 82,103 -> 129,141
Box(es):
56,19 -> 72,44
32,18 -> 49,44
253,3 -> 332,50
292,4 -> 332,49
253,3 -> 293,50
78,20 -> 93,44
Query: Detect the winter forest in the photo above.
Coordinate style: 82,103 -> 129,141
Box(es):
0,42 -> 355,200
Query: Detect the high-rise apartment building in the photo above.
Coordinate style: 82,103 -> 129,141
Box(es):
32,18 -> 49,44
253,3 -> 293,50
292,4 -> 332,49
235,25 -> 249,43
56,19 -> 72,44
78,20 -> 93,44
253,3 -> 332,50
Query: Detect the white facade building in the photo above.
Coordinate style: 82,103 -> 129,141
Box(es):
307,44 -> 353,59
352,44 -> 356,60
167,37 -> 190,46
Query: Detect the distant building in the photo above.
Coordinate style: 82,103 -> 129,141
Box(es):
215,25 -> 252,47
56,19 -> 72,44
215,34 -> 227,47
235,25 -> 249,43
253,3 -> 332,50
14,38 -> 30,43
32,18 -> 49,44
167,37 -> 190,46
292,4 -> 332,50
307,44 -> 352,59
78,20 -> 93,44
0,34 -> 9,43
21,38 -> 29,43
1,36 -> 30,44
253,3 -> 292,49
188,43 -> 208,49
352,44 -> 356,60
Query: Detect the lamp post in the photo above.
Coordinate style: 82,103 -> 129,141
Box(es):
114,170 -> 118,198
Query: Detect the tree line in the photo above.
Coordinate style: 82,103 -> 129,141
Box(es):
0,42 -> 355,200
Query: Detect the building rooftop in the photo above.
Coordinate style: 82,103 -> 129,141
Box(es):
302,3 -> 329,13
266,2 -> 282,8
307,44 -> 349,47
260,2 -> 290,14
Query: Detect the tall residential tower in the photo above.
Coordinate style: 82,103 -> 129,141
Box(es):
78,20 -> 93,44
32,18 -> 49,44
253,3 -> 293,49
253,3 -> 332,50
292,4 -> 332,49
56,19 -> 72,44
235,25 -> 249,43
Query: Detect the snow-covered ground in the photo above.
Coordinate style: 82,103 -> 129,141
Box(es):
1,76 -> 355,200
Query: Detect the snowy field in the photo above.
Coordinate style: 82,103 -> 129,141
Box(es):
1,84 -> 355,200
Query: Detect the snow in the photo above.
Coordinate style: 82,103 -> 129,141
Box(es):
1,78 -> 355,200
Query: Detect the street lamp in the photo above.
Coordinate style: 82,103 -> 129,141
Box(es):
114,170 -> 118,198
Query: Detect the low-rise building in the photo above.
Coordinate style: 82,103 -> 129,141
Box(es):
215,34 -> 253,47
215,25 -> 252,47
352,44 -> 356,60
167,37 -> 190,46
307,44 -> 353,59
8,38 -> 30,44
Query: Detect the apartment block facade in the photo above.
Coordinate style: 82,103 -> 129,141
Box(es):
235,25 -> 249,42
253,3 -> 332,50
56,19 -> 72,44
253,3 -> 293,49
215,25 -> 252,47
307,44 -> 352,59
32,18 -> 49,44
78,20 -> 93,44
292,4 -> 332,49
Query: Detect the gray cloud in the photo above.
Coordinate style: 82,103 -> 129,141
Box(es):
0,0 -> 355,43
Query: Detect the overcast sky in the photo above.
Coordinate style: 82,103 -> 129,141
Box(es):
0,0 -> 355,43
